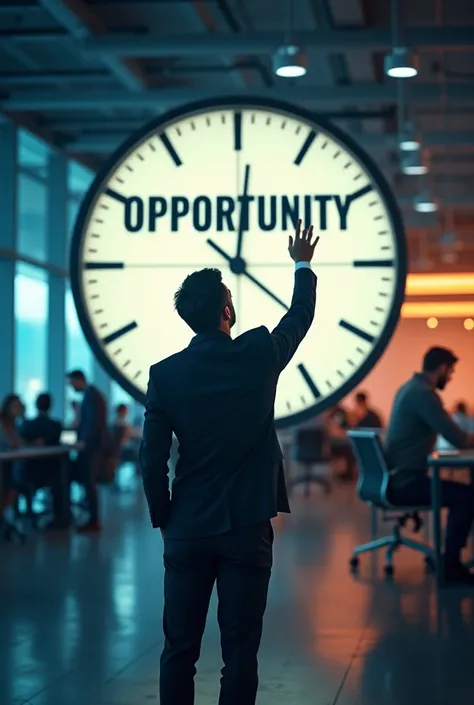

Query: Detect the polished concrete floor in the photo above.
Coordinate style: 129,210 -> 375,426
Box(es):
2,471 -> 474,705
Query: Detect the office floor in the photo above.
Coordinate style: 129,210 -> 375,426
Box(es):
1,471 -> 474,705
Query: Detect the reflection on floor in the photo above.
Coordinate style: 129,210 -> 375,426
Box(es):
1,470 -> 474,705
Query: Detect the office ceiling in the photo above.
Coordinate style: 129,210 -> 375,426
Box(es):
1,0 -> 473,271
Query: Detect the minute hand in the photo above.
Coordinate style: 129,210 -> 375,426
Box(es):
235,164 -> 251,259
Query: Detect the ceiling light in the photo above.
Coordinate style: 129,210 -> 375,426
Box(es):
413,191 -> 438,213
426,317 -> 438,329
402,302 -> 474,318
273,44 -> 307,78
464,318 -> 474,331
399,122 -> 420,151
384,47 -> 418,78
400,138 -> 420,151
401,149 -> 428,175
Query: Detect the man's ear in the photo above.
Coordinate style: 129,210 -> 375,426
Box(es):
223,305 -> 233,321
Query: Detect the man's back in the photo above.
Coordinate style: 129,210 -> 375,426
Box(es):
385,372 -> 468,473
21,415 -> 62,446
140,267 -> 317,538
79,385 -> 107,449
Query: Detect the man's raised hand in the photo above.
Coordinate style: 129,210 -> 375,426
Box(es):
288,219 -> 319,264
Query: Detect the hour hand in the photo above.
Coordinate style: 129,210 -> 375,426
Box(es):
206,239 -> 232,263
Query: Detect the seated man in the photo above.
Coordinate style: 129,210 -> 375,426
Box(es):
353,391 -> 383,429
20,393 -> 66,528
385,347 -> 474,585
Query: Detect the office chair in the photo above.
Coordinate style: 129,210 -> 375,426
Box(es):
288,428 -> 331,496
348,429 -> 434,577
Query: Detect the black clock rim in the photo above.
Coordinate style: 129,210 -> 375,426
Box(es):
70,95 -> 407,427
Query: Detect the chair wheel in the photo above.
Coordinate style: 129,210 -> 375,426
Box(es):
384,564 -> 394,577
349,556 -> 359,570
424,556 -> 435,572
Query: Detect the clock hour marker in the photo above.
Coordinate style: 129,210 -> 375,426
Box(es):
159,132 -> 182,166
297,363 -> 321,399
102,321 -> 138,345
339,320 -> 375,344
234,111 -> 242,151
353,259 -> 394,268
351,184 -> 374,201
105,187 -> 127,203
294,130 -> 317,165
84,262 -> 124,270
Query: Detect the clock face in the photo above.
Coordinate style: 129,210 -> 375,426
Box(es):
71,97 -> 406,428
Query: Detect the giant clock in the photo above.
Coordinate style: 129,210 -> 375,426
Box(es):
71,96 -> 407,428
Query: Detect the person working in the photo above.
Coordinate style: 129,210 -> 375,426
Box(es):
140,221 -> 318,705
66,370 -> 107,533
353,391 -> 383,428
19,393 -> 66,528
385,347 -> 474,585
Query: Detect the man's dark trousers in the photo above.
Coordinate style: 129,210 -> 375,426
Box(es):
159,521 -> 273,705
388,473 -> 474,559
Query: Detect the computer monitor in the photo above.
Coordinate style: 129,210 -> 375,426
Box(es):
60,429 -> 78,446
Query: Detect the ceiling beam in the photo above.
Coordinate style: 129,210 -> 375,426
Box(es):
42,108 -> 395,132
2,83 -> 473,111
0,70 -> 112,86
63,130 -> 474,153
36,0 -> 147,92
76,27 -> 474,57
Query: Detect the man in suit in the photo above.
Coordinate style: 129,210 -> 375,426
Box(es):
140,221 -> 318,705
66,369 -> 108,533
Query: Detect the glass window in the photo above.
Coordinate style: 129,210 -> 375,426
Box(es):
111,381 -> 135,412
65,284 -> 93,423
14,263 -> 49,418
68,161 -> 93,251
18,129 -> 49,176
68,161 -> 93,198
17,173 -> 47,262
67,197 -> 81,256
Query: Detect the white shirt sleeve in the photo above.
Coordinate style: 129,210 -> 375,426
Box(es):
294,261 -> 312,272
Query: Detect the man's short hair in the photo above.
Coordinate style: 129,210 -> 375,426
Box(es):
116,403 -> 127,413
36,393 -> 52,413
422,347 -> 458,372
355,391 -> 367,404
66,369 -> 86,382
174,268 -> 226,333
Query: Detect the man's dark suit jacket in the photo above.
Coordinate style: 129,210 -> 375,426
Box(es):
20,414 -> 63,486
21,414 -> 62,447
140,267 -> 317,539
78,385 -> 107,451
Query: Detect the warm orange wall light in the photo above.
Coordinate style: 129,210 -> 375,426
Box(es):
406,273 -> 474,296
402,302 -> 474,319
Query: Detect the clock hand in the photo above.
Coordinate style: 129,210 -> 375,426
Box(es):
243,270 -> 289,310
206,238 -> 288,310
235,164 -> 251,260
206,239 -> 232,264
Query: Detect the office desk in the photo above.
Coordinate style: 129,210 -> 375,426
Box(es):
0,445 -> 76,527
428,450 -> 474,588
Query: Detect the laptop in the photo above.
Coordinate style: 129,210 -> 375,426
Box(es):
60,429 -> 78,446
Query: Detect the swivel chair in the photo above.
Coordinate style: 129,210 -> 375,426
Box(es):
348,429 -> 434,577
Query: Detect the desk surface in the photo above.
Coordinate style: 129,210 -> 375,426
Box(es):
0,445 -> 75,461
429,449 -> 474,467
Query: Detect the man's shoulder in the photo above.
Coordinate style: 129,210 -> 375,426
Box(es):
234,325 -> 271,345
150,348 -> 188,377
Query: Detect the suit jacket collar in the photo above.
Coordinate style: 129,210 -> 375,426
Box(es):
188,331 -> 232,348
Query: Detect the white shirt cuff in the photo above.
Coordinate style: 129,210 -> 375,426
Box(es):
294,261 -> 312,271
